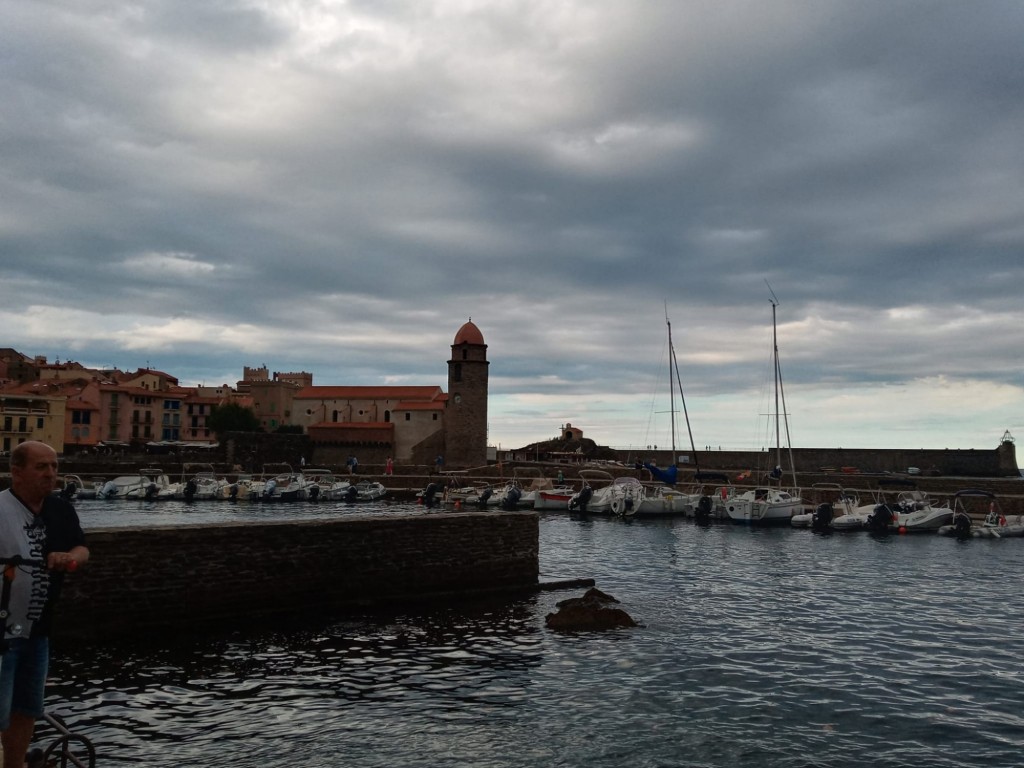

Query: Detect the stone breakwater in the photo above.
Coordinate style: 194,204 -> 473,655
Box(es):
53,510 -> 539,644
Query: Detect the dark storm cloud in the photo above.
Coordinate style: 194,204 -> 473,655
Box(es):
1,0 -> 1022,447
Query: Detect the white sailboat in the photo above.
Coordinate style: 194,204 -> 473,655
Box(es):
629,309 -> 710,518
726,295 -> 803,525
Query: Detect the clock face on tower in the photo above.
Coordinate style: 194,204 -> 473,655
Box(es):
453,394 -> 462,404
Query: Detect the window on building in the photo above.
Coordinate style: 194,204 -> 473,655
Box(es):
384,410 -> 391,422
462,349 -> 468,360
405,413 -> 411,421
453,363 -> 462,382
36,417 -> 43,429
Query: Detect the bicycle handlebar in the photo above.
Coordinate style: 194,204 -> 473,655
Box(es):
0,556 -> 78,571
0,556 -> 45,568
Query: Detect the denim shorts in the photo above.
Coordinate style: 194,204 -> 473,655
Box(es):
0,636 -> 49,728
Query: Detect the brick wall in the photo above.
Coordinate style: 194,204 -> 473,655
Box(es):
52,511 -> 539,643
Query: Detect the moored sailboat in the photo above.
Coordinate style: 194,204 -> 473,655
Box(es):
726,295 -> 803,525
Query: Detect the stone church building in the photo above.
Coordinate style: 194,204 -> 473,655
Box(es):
253,320 -> 489,469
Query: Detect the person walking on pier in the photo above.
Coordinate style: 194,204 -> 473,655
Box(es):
0,441 -> 89,768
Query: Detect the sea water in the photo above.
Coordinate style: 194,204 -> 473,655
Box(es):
40,501 -> 1024,767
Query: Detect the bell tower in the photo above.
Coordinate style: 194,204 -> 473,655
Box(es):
445,319 -> 489,468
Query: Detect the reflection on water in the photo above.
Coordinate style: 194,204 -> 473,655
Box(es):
42,506 -> 1024,767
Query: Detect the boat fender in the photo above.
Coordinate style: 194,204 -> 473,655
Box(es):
720,487 -> 728,500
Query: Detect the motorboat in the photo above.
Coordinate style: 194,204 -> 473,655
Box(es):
125,468 -> 181,500
177,463 -> 230,501
243,464 -> 290,500
54,474 -> 97,500
299,469 -> 353,501
353,480 -> 388,501
96,473 -> 152,499
505,468 -> 558,509
894,490 -> 953,532
591,476 -> 648,516
938,490 -> 1024,538
791,484 -> 861,529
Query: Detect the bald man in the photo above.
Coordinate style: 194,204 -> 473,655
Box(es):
0,441 -> 88,767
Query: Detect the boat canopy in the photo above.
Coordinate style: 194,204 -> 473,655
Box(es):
642,462 -> 678,486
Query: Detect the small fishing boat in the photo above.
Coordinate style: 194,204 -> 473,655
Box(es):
534,485 -> 577,511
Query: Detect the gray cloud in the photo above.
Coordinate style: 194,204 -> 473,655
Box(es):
2,0 -> 1023,449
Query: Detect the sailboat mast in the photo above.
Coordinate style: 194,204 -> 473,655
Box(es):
666,311 -> 678,460
666,306 -> 702,477
772,299 -> 782,480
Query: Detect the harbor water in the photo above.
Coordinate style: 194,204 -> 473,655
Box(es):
40,499 -> 1024,767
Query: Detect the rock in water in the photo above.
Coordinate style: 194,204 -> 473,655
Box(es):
545,587 -> 637,631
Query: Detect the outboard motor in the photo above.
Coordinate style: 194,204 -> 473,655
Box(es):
694,495 -> 713,524
422,482 -> 440,509
952,510 -> 972,539
478,487 -> 494,509
866,504 -> 894,534
262,478 -> 277,501
184,478 -> 199,502
569,484 -> 593,514
812,503 -> 834,532
145,483 -> 159,501
60,482 -> 77,500
307,485 -> 321,502
344,484 -> 359,503
229,483 -> 239,501
502,485 -> 523,511
99,480 -> 118,499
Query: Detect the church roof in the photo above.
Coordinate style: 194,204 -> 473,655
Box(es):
293,385 -> 443,401
453,319 -> 485,346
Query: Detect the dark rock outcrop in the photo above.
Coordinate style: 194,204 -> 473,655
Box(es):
544,587 -> 637,631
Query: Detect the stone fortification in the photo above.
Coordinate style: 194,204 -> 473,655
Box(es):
52,511 -> 539,643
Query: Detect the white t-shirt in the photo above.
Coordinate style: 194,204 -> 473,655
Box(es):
0,490 -> 50,640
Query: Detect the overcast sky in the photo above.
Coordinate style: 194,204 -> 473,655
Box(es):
3,1 -> 1023,454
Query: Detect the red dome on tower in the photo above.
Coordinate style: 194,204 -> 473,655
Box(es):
453,319 -> 485,346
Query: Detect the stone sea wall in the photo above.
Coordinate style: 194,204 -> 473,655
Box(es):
52,511 -> 539,643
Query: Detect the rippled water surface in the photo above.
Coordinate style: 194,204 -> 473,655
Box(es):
41,501 -> 1024,767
